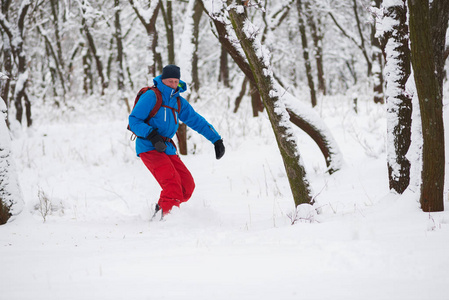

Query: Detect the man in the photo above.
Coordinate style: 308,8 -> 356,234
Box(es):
129,65 -> 225,219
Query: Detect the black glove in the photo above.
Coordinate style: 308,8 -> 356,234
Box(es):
214,139 -> 225,160
147,129 -> 167,153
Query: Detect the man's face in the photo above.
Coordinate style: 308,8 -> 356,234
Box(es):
162,78 -> 179,90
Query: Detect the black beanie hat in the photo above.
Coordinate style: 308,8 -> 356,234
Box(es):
161,64 -> 181,79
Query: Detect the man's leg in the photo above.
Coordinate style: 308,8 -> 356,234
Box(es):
140,151 -> 183,214
168,154 -> 195,203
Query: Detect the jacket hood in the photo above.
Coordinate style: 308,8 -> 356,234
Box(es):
153,75 -> 187,98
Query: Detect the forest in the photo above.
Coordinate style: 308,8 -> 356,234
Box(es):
1,0 -> 448,220
0,0 -> 448,299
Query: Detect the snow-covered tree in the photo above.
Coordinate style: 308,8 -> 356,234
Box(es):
375,0 -> 412,194
0,92 -> 23,224
226,0 -> 313,206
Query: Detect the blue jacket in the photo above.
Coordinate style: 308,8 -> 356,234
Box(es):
129,75 -> 222,156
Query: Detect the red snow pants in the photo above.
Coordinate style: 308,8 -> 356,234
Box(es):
140,151 -> 195,215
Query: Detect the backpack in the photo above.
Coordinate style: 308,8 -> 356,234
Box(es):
128,86 -> 181,140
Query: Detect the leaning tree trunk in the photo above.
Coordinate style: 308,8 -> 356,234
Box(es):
408,0 -> 446,212
286,107 -> 342,174
380,1 -> 412,194
200,0 -> 342,175
227,2 -> 313,206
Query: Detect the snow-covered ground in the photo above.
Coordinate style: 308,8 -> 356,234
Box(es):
1,91 -> 449,300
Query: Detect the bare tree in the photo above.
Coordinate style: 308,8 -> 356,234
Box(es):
328,1 -> 372,77
329,0 -> 385,104
0,0 -> 32,126
128,0 -> 161,78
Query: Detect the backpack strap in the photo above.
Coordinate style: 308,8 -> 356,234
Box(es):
128,86 -> 163,141
146,86 -> 163,122
132,86 -> 163,125
161,96 -> 182,124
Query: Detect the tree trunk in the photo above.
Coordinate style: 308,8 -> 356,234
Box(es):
381,1 -> 412,194
219,45 -> 230,88
50,0 -> 65,70
1,0 -> 13,110
177,123 -> 187,155
1,34 -> 12,110
228,2 -> 313,206
250,81 -> 263,117
371,0 -> 384,104
82,46 -> 94,95
408,0 -> 446,212
0,2 -> 12,115
304,1 -> 326,95
161,0 -> 175,64
429,0 -> 449,89
13,2 -> 31,126
114,0 -> 125,93
37,25 -> 67,98
234,77 -> 248,113
287,109 -> 340,174
296,0 -> 317,107
191,0 -> 202,92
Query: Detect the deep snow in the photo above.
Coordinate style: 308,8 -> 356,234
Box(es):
1,90 -> 449,300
